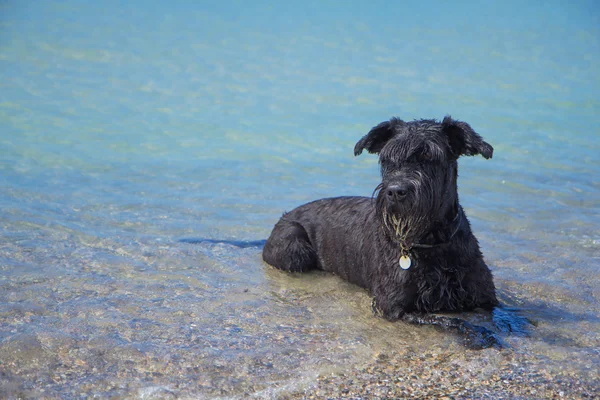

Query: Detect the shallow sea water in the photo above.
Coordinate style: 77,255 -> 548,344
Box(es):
1,1 -> 599,398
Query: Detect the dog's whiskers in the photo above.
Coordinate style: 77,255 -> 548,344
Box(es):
372,183 -> 384,200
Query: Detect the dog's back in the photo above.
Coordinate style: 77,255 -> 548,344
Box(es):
263,196 -> 378,289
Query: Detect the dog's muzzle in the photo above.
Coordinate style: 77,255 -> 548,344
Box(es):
385,183 -> 410,204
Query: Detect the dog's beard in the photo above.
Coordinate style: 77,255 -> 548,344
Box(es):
381,206 -> 431,246
374,182 -> 435,246
387,213 -> 428,244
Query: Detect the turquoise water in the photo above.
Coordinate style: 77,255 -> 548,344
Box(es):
1,1 -> 599,398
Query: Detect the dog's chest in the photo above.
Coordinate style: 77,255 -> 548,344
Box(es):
411,256 -> 469,312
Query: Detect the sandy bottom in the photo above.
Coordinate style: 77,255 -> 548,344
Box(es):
1,241 -> 598,399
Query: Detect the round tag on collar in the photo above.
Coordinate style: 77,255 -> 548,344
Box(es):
399,255 -> 412,270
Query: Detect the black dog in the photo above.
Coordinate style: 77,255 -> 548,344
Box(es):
263,116 -> 527,348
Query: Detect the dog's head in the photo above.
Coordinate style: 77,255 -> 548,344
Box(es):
354,116 -> 493,244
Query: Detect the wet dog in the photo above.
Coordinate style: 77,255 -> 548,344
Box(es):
263,116 -> 528,348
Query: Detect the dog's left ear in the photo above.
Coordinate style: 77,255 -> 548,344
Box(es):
442,116 -> 493,159
354,117 -> 405,156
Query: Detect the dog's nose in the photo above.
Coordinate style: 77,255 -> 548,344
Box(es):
386,184 -> 408,200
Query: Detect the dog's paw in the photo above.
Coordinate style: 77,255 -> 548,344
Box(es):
371,297 -> 405,321
492,306 -> 532,336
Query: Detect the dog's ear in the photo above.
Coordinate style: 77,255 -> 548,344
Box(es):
354,117 -> 405,156
442,116 -> 493,159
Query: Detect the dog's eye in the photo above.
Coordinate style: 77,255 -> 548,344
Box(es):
419,151 -> 432,162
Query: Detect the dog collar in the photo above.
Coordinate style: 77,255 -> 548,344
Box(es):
398,210 -> 462,270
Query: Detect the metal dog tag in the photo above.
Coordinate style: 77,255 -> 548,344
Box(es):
399,255 -> 412,270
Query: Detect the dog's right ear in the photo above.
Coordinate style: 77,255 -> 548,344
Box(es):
354,118 -> 405,156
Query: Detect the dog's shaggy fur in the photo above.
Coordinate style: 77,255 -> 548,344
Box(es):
263,116 -> 527,348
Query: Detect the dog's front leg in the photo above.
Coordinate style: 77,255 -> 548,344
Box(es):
371,297 -> 406,321
371,283 -> 416,322
401,313 -> 502,349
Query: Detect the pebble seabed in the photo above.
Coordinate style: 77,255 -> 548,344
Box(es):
281,350 -> 599,399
